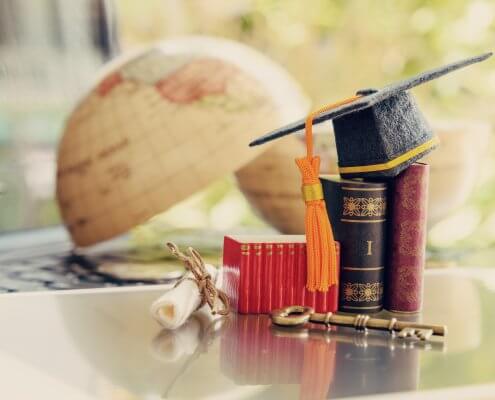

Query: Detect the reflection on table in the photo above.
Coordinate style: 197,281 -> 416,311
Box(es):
0,268 -> 494,399
219,314 -> 443,399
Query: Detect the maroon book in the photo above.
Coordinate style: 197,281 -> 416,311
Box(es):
386,163 -> 429,313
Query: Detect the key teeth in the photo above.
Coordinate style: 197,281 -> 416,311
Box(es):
398,327 -> 434,341
417,329 -> 434,341
398,327 -> 415,339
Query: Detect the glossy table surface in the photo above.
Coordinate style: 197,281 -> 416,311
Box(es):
1,268 -> 495,399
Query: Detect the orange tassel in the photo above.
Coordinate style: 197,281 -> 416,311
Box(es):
297,95 -> 361,292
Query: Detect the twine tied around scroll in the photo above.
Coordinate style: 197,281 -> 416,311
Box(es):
166,242 -> 230,316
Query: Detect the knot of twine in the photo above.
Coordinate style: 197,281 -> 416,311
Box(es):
167,242 -> 230,316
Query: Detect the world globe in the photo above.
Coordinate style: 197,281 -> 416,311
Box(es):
56,36 -> 308,246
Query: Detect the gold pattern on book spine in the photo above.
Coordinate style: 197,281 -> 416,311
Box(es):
343,197 -> 386,217
398,220 -> 421,256
342,282 -> 383,302
396,266 -> 420,304
399,173 -> 427,211
241,244 -> 250,256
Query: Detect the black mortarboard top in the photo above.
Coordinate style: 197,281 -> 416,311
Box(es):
250,52 -> 492,179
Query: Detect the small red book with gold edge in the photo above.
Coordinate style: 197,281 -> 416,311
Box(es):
222,235 -> 339,314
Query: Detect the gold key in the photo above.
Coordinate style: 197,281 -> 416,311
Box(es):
271,305 -> 447,340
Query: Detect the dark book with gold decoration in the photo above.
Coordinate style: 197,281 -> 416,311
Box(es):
321,176 -> 387,313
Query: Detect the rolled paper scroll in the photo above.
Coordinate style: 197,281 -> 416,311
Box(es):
150,263 -> 222,330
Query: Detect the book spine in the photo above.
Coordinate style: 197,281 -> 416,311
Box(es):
386,163 -> 429,313
322,177 -> 387,314
283,243 -> 296,307
303,239 -> 316,311
250,244 -> 263,314
238,243 -> 251,314
314,242 -> 339,313
324,242 -> 340,312
222,236 -> 240,312
272,244 -> 285,309
260,244 -> 273,314
314,290 -> 327,313
294,243 -> 306,307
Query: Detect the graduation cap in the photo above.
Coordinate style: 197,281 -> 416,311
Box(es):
249,53 -> 492,294
250,52 -> 492,179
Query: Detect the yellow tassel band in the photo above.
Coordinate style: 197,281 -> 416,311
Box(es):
302,183 -> 324,202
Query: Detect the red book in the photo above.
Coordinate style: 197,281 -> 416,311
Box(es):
301,245 -> 316,310
222,235 -> 339,314
386,163 -> 429,313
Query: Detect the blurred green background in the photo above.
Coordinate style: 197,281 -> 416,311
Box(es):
1,0 -> 495,263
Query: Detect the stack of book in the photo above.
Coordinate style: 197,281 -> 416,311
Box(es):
234,53 -> 493,315
222,163 -> 429,315
321,163 -> 429,313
